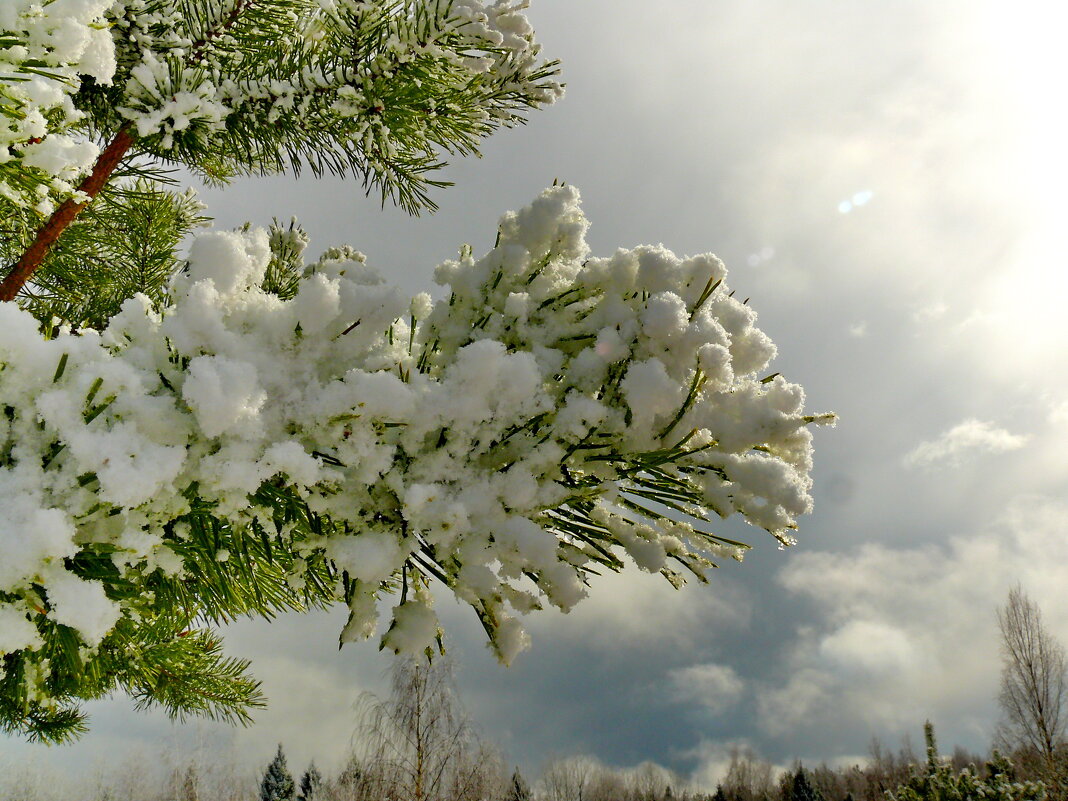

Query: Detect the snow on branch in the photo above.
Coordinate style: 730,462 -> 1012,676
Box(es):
0,186 -> 832,689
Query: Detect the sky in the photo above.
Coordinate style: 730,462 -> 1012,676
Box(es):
5,0 -> 1068,793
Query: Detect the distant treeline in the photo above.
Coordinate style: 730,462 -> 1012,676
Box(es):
1,731 -> 1060,801
1,652 -> 1063,801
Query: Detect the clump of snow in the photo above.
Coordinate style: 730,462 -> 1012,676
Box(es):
328,532 -> 404,585
183,230 -> 271,296
0,604 -> 43,654
621,358 -> 683,425
182,356 -> 266,438
39,567 -> 120,646
0,481 -> 78,590
380,588 -> 439,655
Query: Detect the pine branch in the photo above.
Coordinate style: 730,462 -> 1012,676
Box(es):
125,629 -> 267,725
19,178 -> 209,327
185,0 -> 259,66
0,126 -> 135,302
0,695 -> 88,744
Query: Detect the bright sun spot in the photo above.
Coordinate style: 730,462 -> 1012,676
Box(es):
982,4 -> 1068,346
837,189 -> 874,215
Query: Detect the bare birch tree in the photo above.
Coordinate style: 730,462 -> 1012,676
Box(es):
343,657 -> 505,801
541,756 -> 601,801
996,585 -> 1068,768
721,745 -> 777,801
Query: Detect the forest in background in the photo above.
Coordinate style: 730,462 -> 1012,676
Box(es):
0,651 -> 1062,801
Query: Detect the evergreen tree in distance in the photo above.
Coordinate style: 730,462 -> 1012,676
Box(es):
789,765 -> 823,801
509,767 -> 531,801
0,1 -> 834,743
298,762 -> 323,801
712,785 -> 728,801
260,744 -> 296,801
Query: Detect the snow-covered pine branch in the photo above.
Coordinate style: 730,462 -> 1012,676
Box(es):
0,1 -> 115,215
0,185 -> 832,736
1,0 -> 562,304
0,0 -> 833,743
2,0 -> 561,214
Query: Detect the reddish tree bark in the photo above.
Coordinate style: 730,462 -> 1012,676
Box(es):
0,126 -> 135,302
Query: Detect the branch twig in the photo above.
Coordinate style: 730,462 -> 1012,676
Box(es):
0,125 -> 136,302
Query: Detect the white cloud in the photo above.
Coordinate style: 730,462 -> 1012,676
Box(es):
668,663 -> 745,714
904,418 -> 1028,468
1047,398 -> 1068,426
764,495 -> 1068,745
818,620 -> 920,678
911,302 -> 948,324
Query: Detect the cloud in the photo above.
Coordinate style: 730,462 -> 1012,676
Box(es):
818,620 -> 919,679
1047,398 -> 1068,426
764,495 -> 1068,748
904,418 -> 1028,468
526,567 -> 752,652
668,663 -> 746,714
911,302 -> 948,325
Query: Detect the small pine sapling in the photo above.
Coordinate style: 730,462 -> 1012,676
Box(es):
887,722 -> 1046,801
